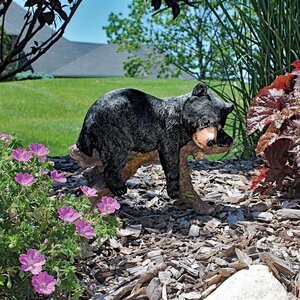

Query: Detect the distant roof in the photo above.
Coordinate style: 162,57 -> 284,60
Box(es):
2,1 -> 24,36
3,1 -> 192,79
31,39 -> 103,74
53,44 -> 149,77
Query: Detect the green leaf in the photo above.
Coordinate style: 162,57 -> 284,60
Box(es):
6,276 -> 12,289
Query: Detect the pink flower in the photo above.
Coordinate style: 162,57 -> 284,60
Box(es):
29,143 -> 50,158
38,156 -> 47,163
75,219 -> 96,239
50,170 -> 67,183
80,185 -> 98,198
0,132 -> 12,142
19,249 -> 46,275
40,169 -> 48,175
32,271 -> 56,296
97,196 -> 120,214
11,148 -> 33,163
14,172 -> 36,186
57,206 -> 80,223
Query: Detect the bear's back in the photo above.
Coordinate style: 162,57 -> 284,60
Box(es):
82,88 -> 167,152
86,88 -> 162,125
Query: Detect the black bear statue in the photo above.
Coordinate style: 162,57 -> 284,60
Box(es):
71,83 -> 234,214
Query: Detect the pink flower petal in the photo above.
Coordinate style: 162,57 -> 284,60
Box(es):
80,185 -> 98,198
0,132 -> 12,142
32,271 -> 56,296
75,219 -> 96,239
97,196 -> 120,214
50,170 -> 67,183
12,148 -> 33,163
14,172 -> 36,186
57,206 -> 80,223
19,249 -> 46,275
29,143 -> 50,157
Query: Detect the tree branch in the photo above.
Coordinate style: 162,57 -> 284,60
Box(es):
0,0 -> 82,80
0,0 -> 13,18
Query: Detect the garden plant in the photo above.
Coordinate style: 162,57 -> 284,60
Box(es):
247,60 -> 300,195
0,133 -> 121,299
203,0 -> 300,157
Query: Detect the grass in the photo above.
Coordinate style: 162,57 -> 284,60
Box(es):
0,77 -> 197,156
0,77 -> 237,158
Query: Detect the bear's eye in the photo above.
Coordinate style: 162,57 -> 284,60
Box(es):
201,117 -> 210,127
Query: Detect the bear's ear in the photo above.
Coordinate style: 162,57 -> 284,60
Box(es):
192,83 -> 207,96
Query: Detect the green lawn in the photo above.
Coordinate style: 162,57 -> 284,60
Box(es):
0,78 -> 196,156
0,77 -> 235,157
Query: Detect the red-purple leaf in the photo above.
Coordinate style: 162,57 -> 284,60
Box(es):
171,3 -> 180,18
249,59 -> 300,195
264,138 -> 293,189
38,11 -> 55,26
250,166 -> 268,190
271,74 -> 294,92
57,9 -> 68,21
246,90 -> 285,134
151,0 -> 162,10
256,132 -> 278,155
24,0 -> 39,7
49,0 -> 62,10
291,60 -> 300,72
31,46 -> 38,55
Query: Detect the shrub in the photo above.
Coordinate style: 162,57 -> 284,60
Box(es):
0,133 -> 121,299
15,71 -> 54,81
247,60 -> 300,195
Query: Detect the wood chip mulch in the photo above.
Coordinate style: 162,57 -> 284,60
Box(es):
51,156 -> 300,300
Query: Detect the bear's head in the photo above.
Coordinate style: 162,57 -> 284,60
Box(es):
182,83 -> 234,151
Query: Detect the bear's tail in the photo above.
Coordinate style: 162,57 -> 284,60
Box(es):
76,126 -> 93,157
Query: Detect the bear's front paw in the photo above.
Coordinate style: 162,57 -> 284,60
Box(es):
167,188 -> 179,199
166,181 -> 179,199
106,181 -> 127,196
112,185 -> 127,196
104,170 -> 127,196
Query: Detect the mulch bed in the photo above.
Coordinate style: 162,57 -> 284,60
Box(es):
51,156 -> 300,300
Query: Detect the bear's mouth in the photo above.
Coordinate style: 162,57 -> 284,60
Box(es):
192,126 -> 233,150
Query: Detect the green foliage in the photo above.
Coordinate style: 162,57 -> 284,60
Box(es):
0,135 -> 121,299
0,26 -> 11,58
104,0 -> 233,79
0,26 -> 16,78
15,71 -> 54,81
202,0 -> 300,157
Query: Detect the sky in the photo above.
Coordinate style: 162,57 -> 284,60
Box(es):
14,0 -> 132,43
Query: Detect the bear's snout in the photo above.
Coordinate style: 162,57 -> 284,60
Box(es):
192,126 -> 218,149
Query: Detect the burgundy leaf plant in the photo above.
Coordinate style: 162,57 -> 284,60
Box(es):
247,60 -> 300,194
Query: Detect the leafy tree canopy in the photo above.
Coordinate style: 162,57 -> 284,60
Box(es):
104,0 -> 234,79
